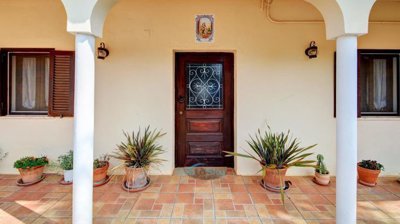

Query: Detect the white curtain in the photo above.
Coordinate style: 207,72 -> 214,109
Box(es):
22,58 -> 36,109
45,58 -> 50,107
373,59 -> 387,111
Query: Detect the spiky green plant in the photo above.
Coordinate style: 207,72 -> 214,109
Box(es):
224,125 -> 316,202
112,126 -> 166,169
224,126 -> 317,170
316,154 -> 329,174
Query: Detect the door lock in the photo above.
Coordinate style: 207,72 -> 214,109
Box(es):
178,96 -> 185,103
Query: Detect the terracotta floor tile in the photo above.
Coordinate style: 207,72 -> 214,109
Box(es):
176,193 -> 194,204
265,204 -> 303,220
179,184 -> 195,193
230,184 -> 247,193
370,200 -> 400,219
251,193 -> 273,204
155,193 -> 176,204
0,174 -> 398,223
161,184 -> 178,193
95,203 -> 125,218
215,199 -> 235,210
183,204 -> 203,217
134,199 -> 155,210
232,193 -> 252,204
246,184 -> 267,193
357,201 -> 392,220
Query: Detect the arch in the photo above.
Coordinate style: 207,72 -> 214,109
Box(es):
305,0 -> 376,40
61,0 -> 119,37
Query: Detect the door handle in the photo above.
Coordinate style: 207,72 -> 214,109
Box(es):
179,111 -> 183,115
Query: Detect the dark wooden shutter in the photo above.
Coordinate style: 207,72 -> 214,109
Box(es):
49,51 -> 75,117
0,50 -> 7,116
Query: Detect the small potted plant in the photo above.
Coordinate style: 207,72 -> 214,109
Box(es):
93,154 -> 110,184
314,154 -> 330,185
58,150 -> 73,183
14,156 -> 49,184
225,125 -> 316,200
112,126 -> 166,191
358,160 -> 384,187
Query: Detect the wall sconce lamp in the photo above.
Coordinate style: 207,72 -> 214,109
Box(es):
97,42 -> 109,60
305,41 -> 318,59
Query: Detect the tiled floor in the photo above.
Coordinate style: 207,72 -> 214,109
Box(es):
0,170 -> 400,224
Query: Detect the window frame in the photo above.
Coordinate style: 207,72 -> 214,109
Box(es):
334,49 -> 400,117
358,49 -> 400,117
1,48 -> 54,116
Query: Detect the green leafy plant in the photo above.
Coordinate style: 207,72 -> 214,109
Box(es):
359,160 -> 384,171
14,156 -> 49,169
94,154 -> 110,169
316,154 -> 329,174
112,126 -> 166,168
224,125 -> 317,169
58,150 -> 73,170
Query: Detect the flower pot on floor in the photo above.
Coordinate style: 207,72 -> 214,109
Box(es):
63,170 -> 73,183
125,167 -> 147,189
18,166 -> 45,183
314,171 -> 330,185
94,161 -> 109,183
263,167 -> 288,190
358,165 -> 381,187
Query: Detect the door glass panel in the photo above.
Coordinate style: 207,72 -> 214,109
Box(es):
186,63 -> 223,109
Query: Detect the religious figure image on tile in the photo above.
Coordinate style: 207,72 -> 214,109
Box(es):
195,15 -> 214,42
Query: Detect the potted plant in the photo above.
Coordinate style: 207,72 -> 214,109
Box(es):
93,154 -> 110,184
225,125 -> 316,194
358,160 -> 384,187
112,126 -> 166,191
14,156 -> 49,184
58,150 -> 73,183
314,154 -> 330,185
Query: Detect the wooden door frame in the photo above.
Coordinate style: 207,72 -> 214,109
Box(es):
174,52 -> 235,168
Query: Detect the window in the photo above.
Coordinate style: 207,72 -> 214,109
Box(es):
359,52 -> 399,115
0,49 -> 75,117
10,53 -> 50,114
334,50 -> 400,117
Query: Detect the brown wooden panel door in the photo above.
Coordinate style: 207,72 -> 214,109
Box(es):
175,53 -> 234,167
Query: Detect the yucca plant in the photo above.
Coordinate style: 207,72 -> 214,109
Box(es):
112,126 -> 166,190
225,126 -> 317,170
112,126 -> 166,169
224,125 -> 316,202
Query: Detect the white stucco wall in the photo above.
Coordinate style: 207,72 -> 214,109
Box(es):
0,0 -> 399,176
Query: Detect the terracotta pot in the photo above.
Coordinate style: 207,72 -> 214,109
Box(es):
93,161 -> 109,183
358,165 -> 381,187
314,171 -> 330,185
125,167 -> 147,189
263,167 -> 288,189
18,166 -> 45,183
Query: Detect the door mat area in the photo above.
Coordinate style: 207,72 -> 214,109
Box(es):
174,166 -> 229,180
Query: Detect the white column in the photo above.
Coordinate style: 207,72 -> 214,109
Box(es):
73,33 -> 96,224
336,35 -> 358,224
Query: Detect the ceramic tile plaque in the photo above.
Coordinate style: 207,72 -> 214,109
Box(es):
195,15 -> 214,43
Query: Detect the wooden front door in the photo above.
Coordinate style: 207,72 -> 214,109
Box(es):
175,53 -> 234,167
